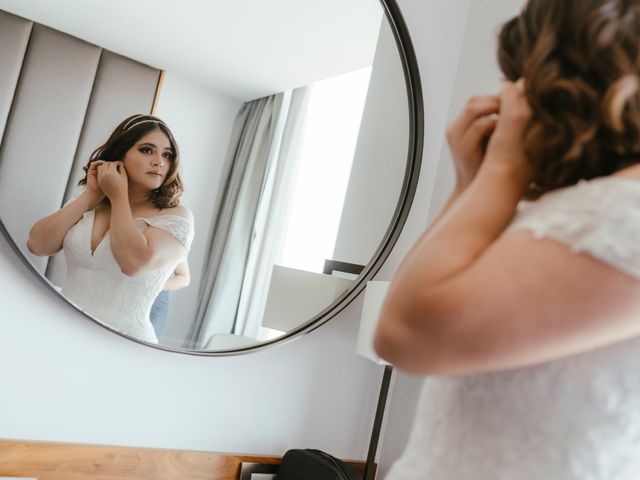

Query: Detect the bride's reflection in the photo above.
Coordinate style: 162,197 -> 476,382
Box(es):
27,114 -> 194,343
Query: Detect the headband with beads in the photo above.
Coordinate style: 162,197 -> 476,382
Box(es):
122,116 -> 167,131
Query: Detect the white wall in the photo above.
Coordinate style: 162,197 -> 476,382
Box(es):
0,0 -> 520,473
332,19 -> 408,266
153,72 -> 243,346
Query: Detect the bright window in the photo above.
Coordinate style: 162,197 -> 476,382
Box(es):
277,67 -> 372,273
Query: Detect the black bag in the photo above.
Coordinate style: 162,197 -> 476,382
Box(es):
276,448 -> 361,480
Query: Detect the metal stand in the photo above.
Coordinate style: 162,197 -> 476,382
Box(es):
363,364 -> 393,480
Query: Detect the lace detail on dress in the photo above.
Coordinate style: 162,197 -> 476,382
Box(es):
509,176 -> 640,279
385,176 -> 640,480
139,212 -> 195,251
61,207 -> 195,344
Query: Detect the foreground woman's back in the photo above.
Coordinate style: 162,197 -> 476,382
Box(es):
377,0 -> 640,477
385,175 -> 640,479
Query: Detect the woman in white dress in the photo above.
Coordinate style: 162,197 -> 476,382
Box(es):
27,114 -> 194,344
376,0 -> 640,478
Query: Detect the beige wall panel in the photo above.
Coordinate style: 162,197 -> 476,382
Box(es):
0,25 -> 100,273
0,11 -> 32,146
63,50 -> 160,203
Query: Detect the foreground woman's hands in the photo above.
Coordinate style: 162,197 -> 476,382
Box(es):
481,79 -> 534,188
446,94 -> 499,189
446,79 -> 533,192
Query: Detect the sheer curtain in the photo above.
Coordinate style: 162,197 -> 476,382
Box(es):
233,87 -> 311,339
188,88 -> 310,348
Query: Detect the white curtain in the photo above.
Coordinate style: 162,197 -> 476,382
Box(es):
189,90 -> 311,348
233,87 -> 311,339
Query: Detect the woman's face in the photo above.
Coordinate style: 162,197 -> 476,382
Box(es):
122,129 -> 173,191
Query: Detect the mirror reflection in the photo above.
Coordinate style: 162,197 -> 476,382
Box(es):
27,116 -> 192,344
0,0 -> 411,351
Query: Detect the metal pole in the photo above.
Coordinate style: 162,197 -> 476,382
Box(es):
363,365 -> 393,480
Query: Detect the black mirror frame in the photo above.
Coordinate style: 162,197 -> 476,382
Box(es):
0,0 -> 424,356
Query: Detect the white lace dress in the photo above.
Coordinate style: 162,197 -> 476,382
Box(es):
61,209 -> 194,343
385,176 -> 640,480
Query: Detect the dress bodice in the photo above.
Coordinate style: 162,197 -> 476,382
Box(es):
386,176 -> 640,480
61,208 -> 194,343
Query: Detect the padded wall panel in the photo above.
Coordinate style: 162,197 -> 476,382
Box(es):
0,11 -> 32,146
47,51 -> 160,285
0,25 -> 100,273
64,51 -> 160,203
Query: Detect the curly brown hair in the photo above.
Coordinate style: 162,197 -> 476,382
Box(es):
78,114 -> 184,208
497,0 -> 640,198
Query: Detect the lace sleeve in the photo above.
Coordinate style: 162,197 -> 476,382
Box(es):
141,210 -> 195,251
508,177 -> 640,279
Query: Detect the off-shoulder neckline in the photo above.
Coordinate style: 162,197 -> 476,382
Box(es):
597,175 -> 640,186
85,209 -> 191,255
84,209 -> 191,222
560,174 -> 640,192
136,213 -> 191,221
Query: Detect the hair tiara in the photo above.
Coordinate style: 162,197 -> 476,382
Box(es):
122,115 -> 167,132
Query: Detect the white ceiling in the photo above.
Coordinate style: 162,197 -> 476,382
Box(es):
0,0 -> 384,101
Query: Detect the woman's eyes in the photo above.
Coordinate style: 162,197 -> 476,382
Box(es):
137,147 -> 174,161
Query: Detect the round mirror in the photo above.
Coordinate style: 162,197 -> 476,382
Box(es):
0,0 -> 422,354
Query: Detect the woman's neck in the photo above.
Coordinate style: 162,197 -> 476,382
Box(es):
127,188 -> 153,210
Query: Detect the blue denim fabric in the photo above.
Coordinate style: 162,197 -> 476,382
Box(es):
150,291 -> 170,338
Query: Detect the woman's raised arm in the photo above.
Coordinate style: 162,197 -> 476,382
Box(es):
27,162 -> 105,256
375,81 -> 640,376
96,161 -> 188,277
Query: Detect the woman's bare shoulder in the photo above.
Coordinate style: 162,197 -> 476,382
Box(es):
611,163 -> 640,181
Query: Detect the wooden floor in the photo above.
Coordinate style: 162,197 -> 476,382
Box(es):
0,439 -> 368,480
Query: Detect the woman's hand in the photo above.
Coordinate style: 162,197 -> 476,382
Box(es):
97,161 -> 128,200
446,94 -> 499,190
84,160 -> 106,204
482,79 -> 534,187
